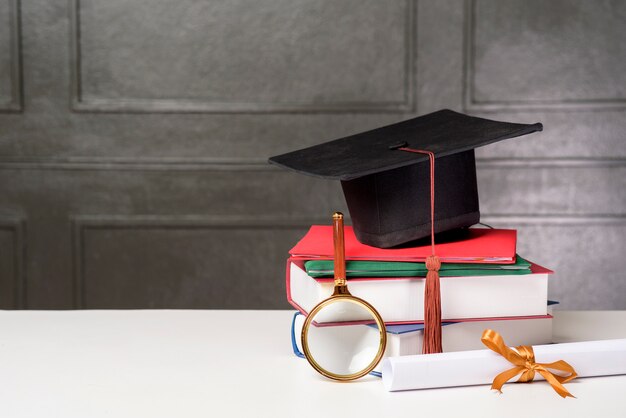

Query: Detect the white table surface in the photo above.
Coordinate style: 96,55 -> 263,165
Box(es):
1,310 -> 625,418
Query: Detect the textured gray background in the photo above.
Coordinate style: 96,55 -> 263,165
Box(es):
0,0 -> 624,310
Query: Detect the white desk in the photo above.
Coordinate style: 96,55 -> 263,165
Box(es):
0,310 -> 624,418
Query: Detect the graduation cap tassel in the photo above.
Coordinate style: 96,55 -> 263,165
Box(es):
424,254 -> 442,353
398,147 -> 443,354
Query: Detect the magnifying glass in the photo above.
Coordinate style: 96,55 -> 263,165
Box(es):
301,212 -> 387,381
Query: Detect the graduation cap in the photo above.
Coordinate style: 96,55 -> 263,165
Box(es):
269,109 -> 542,248
271,109 -> 543,355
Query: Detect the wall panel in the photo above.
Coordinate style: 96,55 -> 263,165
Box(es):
72,0 -> 416,112
477,164 -> 626,215
0,0 -> 22,111
74,217 -> 309,308
465,0 -> 626,111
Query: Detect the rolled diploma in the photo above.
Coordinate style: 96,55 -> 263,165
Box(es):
382,338 -> 626,392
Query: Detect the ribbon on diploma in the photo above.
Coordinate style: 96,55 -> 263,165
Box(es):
481,329 -> 578,398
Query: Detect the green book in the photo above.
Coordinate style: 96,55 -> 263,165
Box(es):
304,255 -> 531,278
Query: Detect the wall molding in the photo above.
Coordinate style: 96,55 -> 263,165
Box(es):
0,216 -> 26,308
0,0 -> 23,112
72,214 -> 326,229
0,156 -> 278,171
71,215 -> 320,308
0,156 -> 624,171
69,0 -> 417,114
482,214 -> 626,226
463,0 -> 626,112
476,157 -> 626,169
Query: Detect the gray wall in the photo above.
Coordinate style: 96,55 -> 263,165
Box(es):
0,0 -> 624,310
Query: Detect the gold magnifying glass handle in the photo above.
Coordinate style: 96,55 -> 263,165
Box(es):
300,212 -> 388,381
332,212 -> 349,295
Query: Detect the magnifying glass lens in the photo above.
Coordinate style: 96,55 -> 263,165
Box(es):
304,299 -> 385,378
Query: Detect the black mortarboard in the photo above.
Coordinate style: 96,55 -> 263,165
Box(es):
269,109 -> 542,248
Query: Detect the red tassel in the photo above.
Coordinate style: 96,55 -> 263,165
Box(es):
423,254 -> 442,354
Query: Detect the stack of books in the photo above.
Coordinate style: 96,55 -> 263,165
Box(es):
285,225 -> 555,373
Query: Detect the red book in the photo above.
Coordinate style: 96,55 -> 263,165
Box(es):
289,226 -> 517,264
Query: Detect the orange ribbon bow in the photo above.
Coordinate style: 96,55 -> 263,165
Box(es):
481,329 -> 578,398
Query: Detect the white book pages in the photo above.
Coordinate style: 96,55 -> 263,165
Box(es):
289,262 -> 548,322
382,338 -> 626,392
292,313 -> 553,374
442,315 -> 553,351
